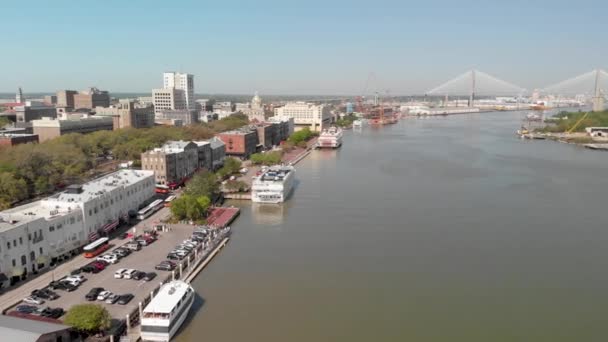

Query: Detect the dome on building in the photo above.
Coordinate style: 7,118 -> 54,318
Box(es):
251,91 -> 262,109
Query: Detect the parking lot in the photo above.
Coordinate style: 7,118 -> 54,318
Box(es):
7,217 -> 196,320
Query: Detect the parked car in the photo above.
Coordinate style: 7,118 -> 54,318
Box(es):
117,294 -> 134,305
49,281 -> 77,292
105,294 -> 120,304
131,271 -> 145,281
143,272 -> 157,281
31,289 -> 59,300
114,268 -> 128,279
81,264 -> 101,274
70,268 -> 82,275
155,263 -> 174,271
23,296 -> 45,305
114,248 -> 130,257
97,290 -> 112,301
16,305 -> 37,313
97,254 -> 119,264
65,275 -> 86,284
123,269 -> 137,279
86,288 -> 104,301
40,307 -> 64,319
126,242 -> 141,251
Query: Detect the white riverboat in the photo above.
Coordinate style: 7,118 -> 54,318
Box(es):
317,126 -> 343,148
141,280 -> 194,341
251,165 -> 296,204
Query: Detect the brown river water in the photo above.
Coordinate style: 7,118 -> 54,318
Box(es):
176,111 -> 608,342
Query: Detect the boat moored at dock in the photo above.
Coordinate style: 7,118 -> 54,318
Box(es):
251,165 -> 296,204
317,126 -> 343,148
141,280 -> 195,341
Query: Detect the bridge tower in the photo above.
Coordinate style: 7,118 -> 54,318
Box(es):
593,69 -> 604,112
469,70 -> 476,107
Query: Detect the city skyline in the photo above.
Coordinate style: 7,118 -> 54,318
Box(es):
1,0 -> 606,94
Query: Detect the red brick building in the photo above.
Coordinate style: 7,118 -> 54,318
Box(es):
217,129 -> 258,159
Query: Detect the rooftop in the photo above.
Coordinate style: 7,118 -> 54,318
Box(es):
0,169 -> 153,232
144,281 -> 192,314
0,314 -> 71,342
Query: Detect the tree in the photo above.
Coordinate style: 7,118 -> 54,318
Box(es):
250,151 -> 283,165
185,171 -> 219,198
64,304 -> 111,334
171,194 -> 209,222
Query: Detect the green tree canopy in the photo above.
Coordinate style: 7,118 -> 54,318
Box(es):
250,151 -> 283,165
185,171 -> 219,198
171,194 -> 210,222
64,304 -> 111,334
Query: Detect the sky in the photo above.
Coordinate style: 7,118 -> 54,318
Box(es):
0,0 -> 606,95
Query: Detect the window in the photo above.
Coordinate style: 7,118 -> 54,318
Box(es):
21,255 -> 26,265
6,242 -> 10,250
13,240 -> 16,247
49,226 -> 55,232
89,209 -> 92,216
28,234 -> 31,241
57,223 -> 62,229
39,247 -> 43,255
30,251 -> 35,261
12,259 -> 16,267
19,237 -> 22,245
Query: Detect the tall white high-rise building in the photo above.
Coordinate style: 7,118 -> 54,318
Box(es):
163,72 -> 195,111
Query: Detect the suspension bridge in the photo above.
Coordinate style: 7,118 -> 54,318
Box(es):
426,69 -> 608,111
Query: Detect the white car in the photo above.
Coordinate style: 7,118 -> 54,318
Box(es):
114,268 -> 128,279
23,296 -> 45,305
97,290 -> 112,301
65,275 -> 86,284
123,269 -> 137,279
97,254 -> 118,264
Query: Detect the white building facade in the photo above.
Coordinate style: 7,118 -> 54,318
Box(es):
152,88 -> 187,116
273,102 -> 331,131
0,170 -> 155,287
163,72 -> 195,112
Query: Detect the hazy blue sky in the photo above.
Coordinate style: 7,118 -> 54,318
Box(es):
1,0 -> 606,95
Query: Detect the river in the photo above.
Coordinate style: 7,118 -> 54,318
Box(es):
176,111 -> 608,342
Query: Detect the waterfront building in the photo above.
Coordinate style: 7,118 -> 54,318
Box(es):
196,99 -> 211,111
209,137 -> 226,170
95,100 -> 155,129
0,169 -> 155,287
193,141 -> 212,171
32,115 -> 114,142
56,90 -> 77,108
152,88 -> 187,116
163,72 -> 195,112
267,116 -> 294,141
0,315 -> 75,341
217,128 -> 259,159
0,133 -> 38,146
73,87 -> 110,110
141,141 -> 199,187
256,123 -> 278,149
273,102 -> 331,131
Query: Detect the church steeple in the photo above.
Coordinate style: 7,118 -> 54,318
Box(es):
16,87 -> 24,103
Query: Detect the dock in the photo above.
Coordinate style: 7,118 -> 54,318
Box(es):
584,143 -> 608,151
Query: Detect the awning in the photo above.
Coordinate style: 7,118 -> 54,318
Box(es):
0,273 -> 8,282
88,232 -> 99,241
102,219 -> 120,233
11,267 -> 24,277
36,255 -> 48,265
